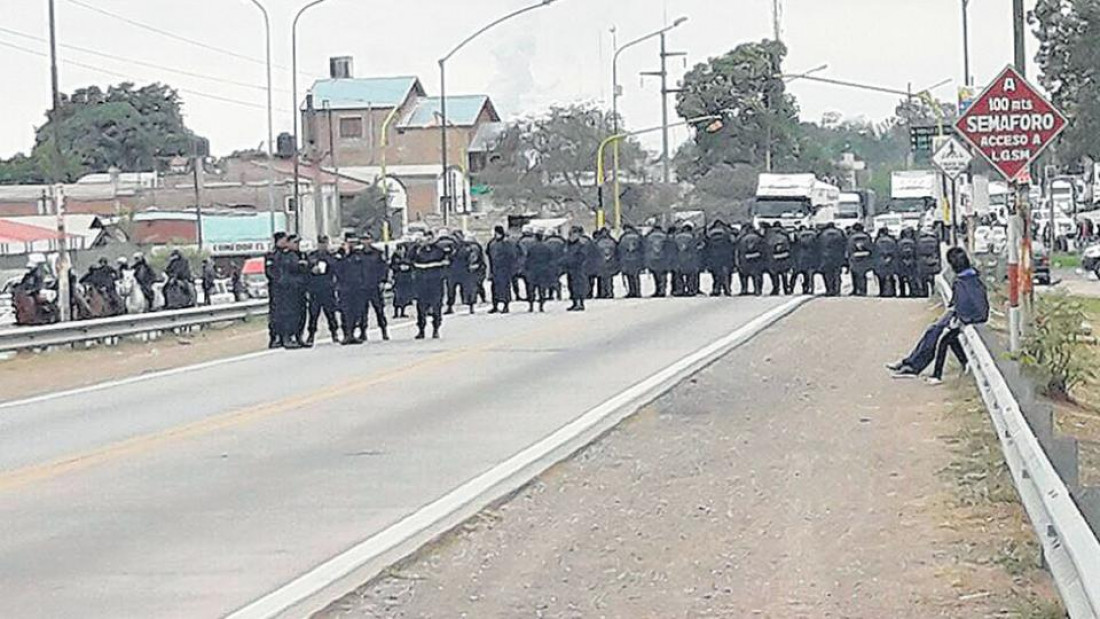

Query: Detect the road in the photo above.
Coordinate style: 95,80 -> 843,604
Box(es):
0,293 -> 792,618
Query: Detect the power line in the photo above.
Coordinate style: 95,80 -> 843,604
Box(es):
64,0 -> 322,80
0,25 -> 290,95
0,37 -> 291,112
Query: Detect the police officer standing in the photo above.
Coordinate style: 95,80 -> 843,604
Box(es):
265,232 -> 287,348
361,232 -> 390,341
792,225 -> 819,295
304,235 -> 340,346
764,224 -> 794,295
390,244 -> 415,318
565,225 -> 592,311
594,228 -> 619,299
896,228 -> 919,297
459,234 -> 486,314
817,223 -> 847,297
336,233 -> 368,345
736,224 -> 765,296
705,221 -> 736,296
872,228 -> 899,298
286,235 -> 310,344
673,223 -> 702,296
525,231 -> 555,312
618,225 -> 645,298
846,223 -> 874,297
411,230 -> 451,339
916,229 -> 941,297
545,231 -> 566,300
487,225 -> 517,314
645,225 -> 672,297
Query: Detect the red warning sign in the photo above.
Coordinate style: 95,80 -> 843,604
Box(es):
954,66 -> 1067,182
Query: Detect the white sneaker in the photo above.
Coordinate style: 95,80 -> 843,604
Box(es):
924,377 -> 943,386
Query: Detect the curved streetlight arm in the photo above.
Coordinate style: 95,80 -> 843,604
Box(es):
291,0 -> 336,236
611,17 -> 689,126
441,0 -> 556,64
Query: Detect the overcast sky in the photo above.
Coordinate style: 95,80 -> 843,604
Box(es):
0,0 -> 1040,159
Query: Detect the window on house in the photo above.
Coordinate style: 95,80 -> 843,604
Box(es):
339,117 -> 363,139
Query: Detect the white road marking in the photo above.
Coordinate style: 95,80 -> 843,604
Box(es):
225,296 -> 809,619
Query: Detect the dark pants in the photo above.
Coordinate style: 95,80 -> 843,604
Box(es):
933,327 -> 967,379
768,271 -> 790,296
202,284 -> 214,306
307,289 -> 338,337
820,268 -> 842,297
597,275 -> 615,299
851,270 -> 870,297
739,271 -> 764,295
795,268 -> 815,294
417,286 -> 444,334
567,271 -> 589,307
340,291 -> 365,341
710,268 -> 732,296
876,274 -> 897,298
492,274 -> 512,308
363,287 -> 388,336
651,271 -> 669,297
624,273 -> 642,298
140,285 -> 155,311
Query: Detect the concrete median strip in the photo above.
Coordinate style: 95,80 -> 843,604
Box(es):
225,295 -> 810,619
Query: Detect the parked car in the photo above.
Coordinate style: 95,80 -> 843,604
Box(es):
241,257 -> 268,299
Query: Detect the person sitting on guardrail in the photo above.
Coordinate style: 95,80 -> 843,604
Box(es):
886,248 -> 989,383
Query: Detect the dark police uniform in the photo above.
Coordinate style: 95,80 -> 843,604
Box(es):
594,229 -> 619,299
411,239 -> 451,338
873,230 -> 899,298
736,226 -> 765,296
817,224 -> 847,297
793,227 -> 819,295
764,226 -> 794,295
846,227 -> 874,297
617,226 -> 645,298
487,232 -> 517,313
644,227 -> 672,297
705,223 -> 736,296
305,246 -> 339,344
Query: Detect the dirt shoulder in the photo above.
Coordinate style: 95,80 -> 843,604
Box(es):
321,299 -> 1060,618
0,319 -> 270,402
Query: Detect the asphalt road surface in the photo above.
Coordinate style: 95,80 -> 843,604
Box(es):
0,293 -> 792,618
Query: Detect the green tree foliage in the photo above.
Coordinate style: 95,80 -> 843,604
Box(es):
0,82 -> 201,184
476,103 -> 645,211
1018,292 -> 1096,400
1031,0 -> 1100,162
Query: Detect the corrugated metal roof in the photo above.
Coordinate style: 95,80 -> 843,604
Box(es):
201,214 -> 286,244
307,76 -> 423,110
398,96 -> 497,128
0,219 -> 69,242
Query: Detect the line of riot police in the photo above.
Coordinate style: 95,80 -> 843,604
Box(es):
262,219 -> 943,349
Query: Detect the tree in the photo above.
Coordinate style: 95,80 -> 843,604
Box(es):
475,103 -> 646,212
1031,0 -> 1100,162
342,185 -> 389,238
675,40 -> 802,180
0,82 -> 202,184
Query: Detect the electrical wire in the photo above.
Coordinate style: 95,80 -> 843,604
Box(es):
0,38 -> 292,113
0,25 -> 289,95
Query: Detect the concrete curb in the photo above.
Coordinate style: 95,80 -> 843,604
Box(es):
224,296 -> 811,619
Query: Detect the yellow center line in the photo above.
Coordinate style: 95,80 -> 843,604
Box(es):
0,318 -> 576,495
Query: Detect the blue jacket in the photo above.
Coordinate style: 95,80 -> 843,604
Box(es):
952,268 -> 989,325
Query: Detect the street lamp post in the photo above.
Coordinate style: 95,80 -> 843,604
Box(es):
439,0 -> 559,227
961,0 -> 972,87
610,17 -> 688,226
246,0 -> 277,238
291,0 -> 336,237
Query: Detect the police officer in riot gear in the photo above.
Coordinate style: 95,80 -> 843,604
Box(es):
565,225 -> 592,311
736,224 -> 765,296
361,232 -> 390,341
544,231 -> 566,300
265,232 -> 288,348
896,228 -> 919,297
672,223 -> 702,296
618,225 -> 645,298
764,224 -> 794,295
594,227 -> 619,299
645,226 -> 672,297
873,228 -> 899,298
411,230 -> 452,339
916,229 -> 941,297
705,220 -> 736,296
526,231 -> 555,312
846,223 -> 874,297
336,233 -> 368,345
817,223 -> 847,297
487,226 -> 517,313
792,226 -> 819,295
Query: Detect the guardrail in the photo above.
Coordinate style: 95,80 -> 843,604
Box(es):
938,276 -> 1100,618
0,300 -> 269,354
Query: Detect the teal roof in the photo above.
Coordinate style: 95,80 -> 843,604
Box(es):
307,76 -> 423,110
399,96 -> 498,128
201,213 -> 287,244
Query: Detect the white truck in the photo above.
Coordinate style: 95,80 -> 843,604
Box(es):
836,190 -> 875,232
873,170 -> 940,236
752,173 -> 841,230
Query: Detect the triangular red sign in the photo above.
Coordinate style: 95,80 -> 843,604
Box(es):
954,66 -> 1067,182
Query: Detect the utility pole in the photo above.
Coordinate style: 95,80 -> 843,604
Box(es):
1008,0 -> 1028,352
47,0 -> 71,321
961,0 -> 972,87
772,0 -> 782,42
642,32 -> 685,184
192,152 -> 205,251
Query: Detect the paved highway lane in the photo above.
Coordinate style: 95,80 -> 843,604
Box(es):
0,294 -> 792,618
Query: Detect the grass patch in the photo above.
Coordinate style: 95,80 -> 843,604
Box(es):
1052,252 -> 1082,269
